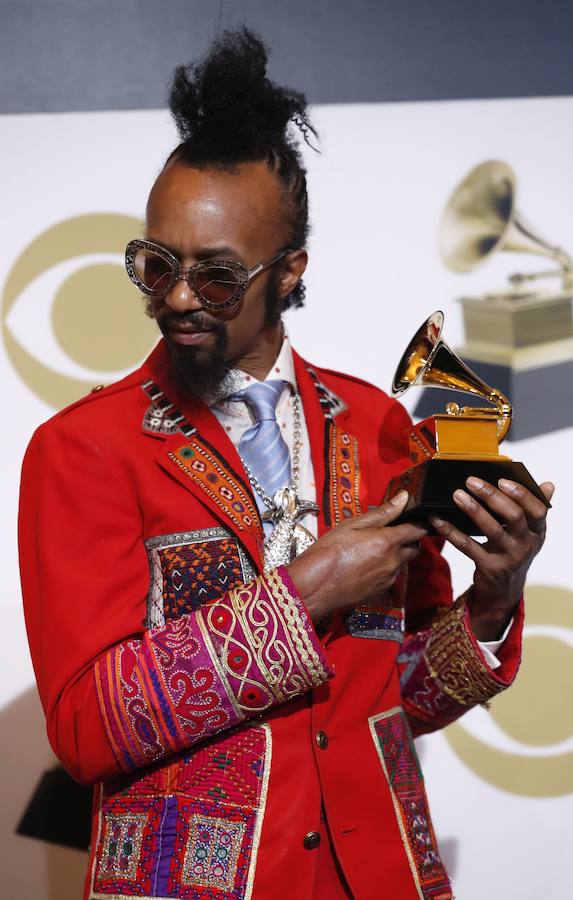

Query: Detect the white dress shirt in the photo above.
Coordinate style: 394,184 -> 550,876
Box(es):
209,333 -> 318,538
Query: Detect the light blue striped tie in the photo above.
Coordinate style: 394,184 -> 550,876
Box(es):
233,380 -> 291,501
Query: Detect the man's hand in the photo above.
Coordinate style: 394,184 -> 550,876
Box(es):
287,490 -> 427,623
430,476 -> 554,641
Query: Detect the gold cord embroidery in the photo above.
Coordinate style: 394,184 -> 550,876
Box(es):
424,592 -> 505,707
265,568 -> 330,685
207,569 -> 330,712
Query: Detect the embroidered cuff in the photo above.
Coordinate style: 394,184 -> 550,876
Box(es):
424,592 -> 510,707
95,567 -> 333,773
400,591 -> 521,734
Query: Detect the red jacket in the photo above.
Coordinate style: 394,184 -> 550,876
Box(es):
19,342 -> 522,900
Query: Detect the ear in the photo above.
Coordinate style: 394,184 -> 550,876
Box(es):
277,249 -> 308,301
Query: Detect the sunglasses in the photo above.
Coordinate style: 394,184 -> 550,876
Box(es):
125,239 -> 291,311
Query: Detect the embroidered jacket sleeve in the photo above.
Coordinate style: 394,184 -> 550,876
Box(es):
374,400 -> 523,736
19,418 -> 332,785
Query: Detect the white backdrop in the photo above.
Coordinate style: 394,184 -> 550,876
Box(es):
1,96 -> 572,898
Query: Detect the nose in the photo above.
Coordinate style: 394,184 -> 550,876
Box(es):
164,275 -> 203,313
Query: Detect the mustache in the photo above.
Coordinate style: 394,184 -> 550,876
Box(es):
159,310 -> 223,333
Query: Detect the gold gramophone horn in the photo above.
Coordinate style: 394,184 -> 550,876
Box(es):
392,311 -> 512,441
439,160 -> 573,290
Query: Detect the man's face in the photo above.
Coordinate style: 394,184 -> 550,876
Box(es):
144,160 -> 304,395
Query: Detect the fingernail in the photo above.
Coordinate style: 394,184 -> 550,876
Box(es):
467,476 -> 484,490
454,489 -> 472,506
430,516 -> 445,527
498,478 -> 518,492
390,490 -> 409,506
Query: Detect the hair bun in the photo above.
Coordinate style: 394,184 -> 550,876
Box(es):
169,28 -> 315,158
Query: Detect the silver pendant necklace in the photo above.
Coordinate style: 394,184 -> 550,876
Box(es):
240,393 -> 319,572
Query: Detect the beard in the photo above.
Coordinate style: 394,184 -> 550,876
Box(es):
156,308 -> 230,399
150,272 -> 284,399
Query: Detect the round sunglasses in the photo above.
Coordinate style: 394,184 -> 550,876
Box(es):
125,239 -> 291,312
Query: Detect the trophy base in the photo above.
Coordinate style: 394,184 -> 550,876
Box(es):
413,355 -> 573,440
385,458 -> 548,535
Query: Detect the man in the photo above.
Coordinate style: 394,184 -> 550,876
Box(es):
19,30 -> 552,900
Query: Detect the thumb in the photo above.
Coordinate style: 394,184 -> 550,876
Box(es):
358,490 -> 410,528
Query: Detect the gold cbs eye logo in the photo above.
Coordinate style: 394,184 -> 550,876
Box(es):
445,585 -> 573,797
2,214 -> 157,409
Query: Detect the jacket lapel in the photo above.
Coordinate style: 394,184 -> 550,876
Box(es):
293,351 -> 364,538
141,344 -> 265,570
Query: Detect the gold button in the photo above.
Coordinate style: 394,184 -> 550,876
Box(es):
303,831 -> 321,850
316,730 -> 329,750
90,384 -> 104,393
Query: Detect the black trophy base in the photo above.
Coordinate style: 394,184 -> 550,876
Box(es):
413,356 -> 573,441
385,458 -> 549,535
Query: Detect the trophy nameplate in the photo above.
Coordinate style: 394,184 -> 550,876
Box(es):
384,311 -> 550,536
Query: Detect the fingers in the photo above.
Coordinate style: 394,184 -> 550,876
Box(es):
357,491 -> 409,528
468,476 -> 551,535
452,483 -> 514,546
497,478 -> 553,535
369,492 -> 429,544
377,490 -> 410,520
430,474 -> 554,563
353,492 -> 427,559
429,515 -> 489,565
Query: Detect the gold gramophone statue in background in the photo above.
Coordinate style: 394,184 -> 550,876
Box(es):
386,311 -> 550,535
414,160 -> 573,439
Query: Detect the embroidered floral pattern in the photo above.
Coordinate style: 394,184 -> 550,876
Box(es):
168,438 -> 261,535
182,815 -> 246,890
145,528 -> 256,627
424,592 -> 508,706
98,813 -> 147,882
323,420 -> 362,527
90,725 -> 272,899
369,708 -> 452,900
206,568 -> 332,712
399,592 -> 508,733
95,568 -> 333,774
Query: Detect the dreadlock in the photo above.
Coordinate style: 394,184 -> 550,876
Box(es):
166,28 -> 318,310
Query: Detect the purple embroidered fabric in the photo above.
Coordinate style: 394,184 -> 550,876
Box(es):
95,567 -> 333,773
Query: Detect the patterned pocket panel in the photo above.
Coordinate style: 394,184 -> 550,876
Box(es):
145,528 -> 256,627
368,708 -> 452,900
90,723 -> 271,899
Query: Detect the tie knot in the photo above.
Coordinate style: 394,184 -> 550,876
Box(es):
234,380 -> 286,423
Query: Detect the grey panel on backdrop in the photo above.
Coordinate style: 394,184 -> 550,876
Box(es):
1,0 -> 573,114
413,357 -> 573,441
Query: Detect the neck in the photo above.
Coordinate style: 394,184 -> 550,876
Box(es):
233,322 -> 284,381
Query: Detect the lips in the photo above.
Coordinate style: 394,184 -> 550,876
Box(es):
161,313 -> 217,346
170,327 -> 214,346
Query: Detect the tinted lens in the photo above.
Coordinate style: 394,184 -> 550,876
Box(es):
134,248 -> 174,294
194,265 -> 240,305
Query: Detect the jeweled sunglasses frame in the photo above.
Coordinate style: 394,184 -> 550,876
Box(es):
125,239 -> 291,312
